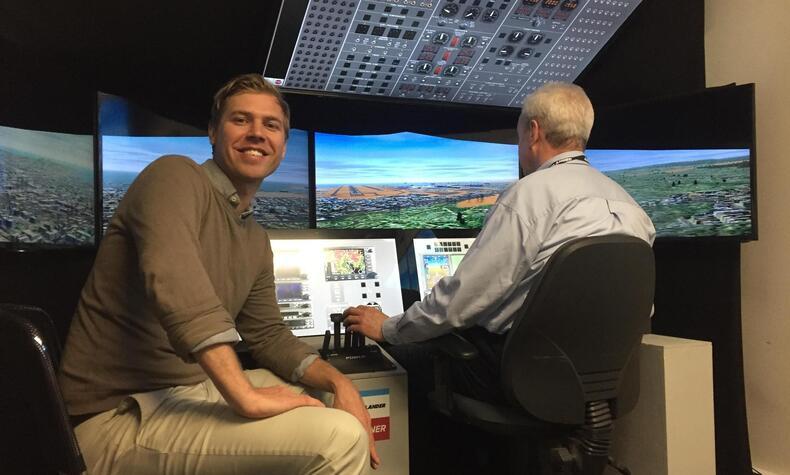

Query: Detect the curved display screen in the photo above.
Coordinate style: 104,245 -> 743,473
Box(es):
314,131 -> 518,229
0,124 -> 95,247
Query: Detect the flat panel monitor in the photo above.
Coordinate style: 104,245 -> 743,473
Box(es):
587,148 -> 753,239
264,0 -> 642,108
314,131 -> 518,229
98,93 -> 310,233
271,238 -> 404,337
0,124 -> 95,247
413,237 -> 475,299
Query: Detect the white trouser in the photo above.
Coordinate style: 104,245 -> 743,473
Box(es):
74,369 -> 369,474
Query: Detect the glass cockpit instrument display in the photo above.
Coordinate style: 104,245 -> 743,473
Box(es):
413,237 -> 476,298
271,238 -> 404,337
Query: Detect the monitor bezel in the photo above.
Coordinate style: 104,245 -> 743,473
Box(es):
0,123 -> 98,251
589,83 -> 758,243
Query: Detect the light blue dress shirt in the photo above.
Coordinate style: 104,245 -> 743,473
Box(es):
382,151 -> 657,345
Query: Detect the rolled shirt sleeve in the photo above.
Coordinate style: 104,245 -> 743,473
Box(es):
191,328 -> 243,355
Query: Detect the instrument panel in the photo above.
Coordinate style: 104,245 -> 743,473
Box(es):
265,0 -> 641,107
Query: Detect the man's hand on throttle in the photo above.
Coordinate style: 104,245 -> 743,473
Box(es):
342,305 -> 389,342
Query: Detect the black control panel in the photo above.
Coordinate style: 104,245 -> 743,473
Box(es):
265,0 -> 642,107
319,312 -> 397,374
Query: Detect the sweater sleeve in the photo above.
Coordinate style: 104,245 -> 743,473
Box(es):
235,239 -> 319,381
118,155 -> 235,360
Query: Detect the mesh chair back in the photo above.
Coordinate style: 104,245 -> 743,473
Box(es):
501,235 -> 655,425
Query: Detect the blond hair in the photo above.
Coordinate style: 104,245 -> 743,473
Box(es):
209,73 -> 291,138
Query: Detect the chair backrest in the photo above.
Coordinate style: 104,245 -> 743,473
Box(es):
0,304 -> 86,475
501,235 -> 655,425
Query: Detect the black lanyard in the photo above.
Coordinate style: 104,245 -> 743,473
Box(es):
548,155 -> 587,167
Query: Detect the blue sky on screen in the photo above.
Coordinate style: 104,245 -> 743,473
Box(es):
586,149 -> 750,172
0,125 -> 92,169
315,132 -> 518,185
101,129 -> 309,183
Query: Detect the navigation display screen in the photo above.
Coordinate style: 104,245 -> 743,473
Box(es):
413,237 -> 475,298
422,254 -> 451,289
325,248 -> 369,279
272,238 -> 403,337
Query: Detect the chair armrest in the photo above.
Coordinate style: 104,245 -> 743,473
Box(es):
423,332 -> 479,415
429,332 -> 479,360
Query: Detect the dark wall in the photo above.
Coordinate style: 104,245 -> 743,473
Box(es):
0,250 -> 95,345
577,0 -> 706,107
653,241 -> 750,474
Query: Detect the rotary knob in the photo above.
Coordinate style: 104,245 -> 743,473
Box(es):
433,32 -> 450,45
443,65 -> 460,76
482,8 -> 499,22
528,33 -> 545,44
497,45 -> 514,57
517,47 -> 534,59
416,62 -> 433,73
463,7 -> 480,20
440,3 -> 459,16
461,35 -> 478,47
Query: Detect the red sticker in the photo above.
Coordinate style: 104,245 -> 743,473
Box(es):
371,416 -> 390,441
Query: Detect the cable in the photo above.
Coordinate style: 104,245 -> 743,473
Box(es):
607,456 -> 631,475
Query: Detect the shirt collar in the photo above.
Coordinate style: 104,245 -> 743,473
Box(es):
201,159 -> 255,219
537,150 -> 587,172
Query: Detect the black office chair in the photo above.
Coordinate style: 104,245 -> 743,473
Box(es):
428,235 -> 655,475
0,304 -> 86,475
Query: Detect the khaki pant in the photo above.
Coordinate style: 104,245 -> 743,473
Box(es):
75,369 -> 369,474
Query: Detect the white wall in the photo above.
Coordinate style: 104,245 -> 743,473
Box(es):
704,1 -> 790,473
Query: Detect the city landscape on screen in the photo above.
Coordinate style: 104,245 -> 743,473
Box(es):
315,131 -> 751,237
0,125 -> 94,246
101,129 -> 310,230
315,132 -> 519,229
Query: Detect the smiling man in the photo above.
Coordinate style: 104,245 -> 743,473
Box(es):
208,90 -> 288,208
59,74 -> 378,475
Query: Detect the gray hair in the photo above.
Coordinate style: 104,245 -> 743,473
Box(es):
520,82 -> 594,149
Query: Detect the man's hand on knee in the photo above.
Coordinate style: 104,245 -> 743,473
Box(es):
234,385 -> 325,419
197,344 -> 324,419
301,357 -> 381,469
332,379 -> 381,469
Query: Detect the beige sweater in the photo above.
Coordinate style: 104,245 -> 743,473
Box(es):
59,156 -> 316,415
